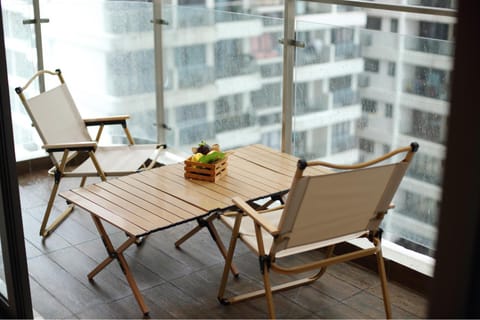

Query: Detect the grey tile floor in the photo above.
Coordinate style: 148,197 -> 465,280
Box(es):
18,169 -> 428,319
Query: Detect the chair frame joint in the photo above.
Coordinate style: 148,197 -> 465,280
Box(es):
259,255 -> 272,274
297,159 -> 308,170
218,297 -> 231,305
53,168 -> 62,184
369,228 -> 384,242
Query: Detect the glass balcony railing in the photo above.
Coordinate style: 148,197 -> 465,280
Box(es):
332,88 -> 360,108
292,14 -> 454,259
3,1 -> 455,266
405,37 -> 454,56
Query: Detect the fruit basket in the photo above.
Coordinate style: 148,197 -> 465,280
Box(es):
184,155 -> 228,182
184,141 -> 228,182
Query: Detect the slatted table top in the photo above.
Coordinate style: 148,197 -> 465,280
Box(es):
60,144 -> 329,237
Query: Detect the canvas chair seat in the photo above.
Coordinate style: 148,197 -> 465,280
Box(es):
15,69 -> 185,237
68,145 -> 183,176
217,143 -> 419,319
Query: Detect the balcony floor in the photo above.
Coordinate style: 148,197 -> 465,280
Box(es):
18,168 -> 428,319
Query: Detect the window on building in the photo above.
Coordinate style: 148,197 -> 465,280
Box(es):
385,103 -> 393,118
409,152 -> 444,186
399,191 -> 440,226
364,58 -> 379,72
359,138 -> 374,153
383,144 -> 390,154
175,44 -> 206,66
215,94 -> 243,116
332,121 -> 352,153
293,131 -> 307,156
362,98 -> 377,113
251,83 -> 282,109
366,16 -> 382,30
329,75 -> 351,91
419,21 -> 449,40
175,103 -> 207,124
331,27 -> 354,44
391,18 -> 399,33
388,61 -> 396,76
411,109 -> 445,144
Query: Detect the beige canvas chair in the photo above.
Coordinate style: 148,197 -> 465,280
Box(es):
217,143 -> 419,319
15,69 -> 184,237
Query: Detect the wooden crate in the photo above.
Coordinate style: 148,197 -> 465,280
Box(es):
184,155 -> 228,182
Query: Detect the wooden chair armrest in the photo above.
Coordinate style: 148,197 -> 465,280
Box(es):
84,115 -> 130,127
43,141 -> 97,152
232,197 -> 280,236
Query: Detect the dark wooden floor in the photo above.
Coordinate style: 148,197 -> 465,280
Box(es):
17,169 -> 428,319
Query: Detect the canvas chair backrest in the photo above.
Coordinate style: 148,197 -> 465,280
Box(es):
274,161 -> 409,253
23,83 -> 92,164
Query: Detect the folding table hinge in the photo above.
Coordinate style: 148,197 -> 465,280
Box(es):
197,217 -> 208,228
259,255 -> 272,274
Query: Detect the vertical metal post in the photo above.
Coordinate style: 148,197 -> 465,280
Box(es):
281,0 -> 296,154
153,0 -> 166,144
32,0 -> 46,92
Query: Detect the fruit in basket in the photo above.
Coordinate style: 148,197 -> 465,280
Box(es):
197,140 -> 211,155
198,150 -> 225,164
192,153 -> 204,162
189,141 -> 226,164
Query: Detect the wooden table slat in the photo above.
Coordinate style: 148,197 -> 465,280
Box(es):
114,176 -> 205,216
231,148 -> 297,177
75,187 -> 169,231
59,190 -> 146,236
133,170 -> 229,210
227,160 -> 292,189
246,144 -> 338,176
96,182 -> 192,224
160,164 -> 279,200
107,179 -> 201,220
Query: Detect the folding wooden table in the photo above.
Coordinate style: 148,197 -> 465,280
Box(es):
59,144 -> 328,315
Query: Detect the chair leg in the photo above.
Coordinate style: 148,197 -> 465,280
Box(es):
376,247 -> 392,319
262,263 -> 276,319
217,223 -> 240,302
39,178 -> 73,237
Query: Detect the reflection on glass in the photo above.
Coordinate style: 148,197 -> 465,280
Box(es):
2,0 -> 40,161
293,9 -> 455,257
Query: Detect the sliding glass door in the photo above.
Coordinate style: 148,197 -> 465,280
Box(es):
0,2 -> 32,317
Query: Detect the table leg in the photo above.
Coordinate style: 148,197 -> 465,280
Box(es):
204,215 -> 239,277
89,215 -> 150,316
175,214 -> 239,277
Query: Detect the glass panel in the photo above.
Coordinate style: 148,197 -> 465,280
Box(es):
41,0 -> 157,144
293,5 -> 455,258
3,0 -> 41,161
0,182 -> 7,298
162,5 -> 283,153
